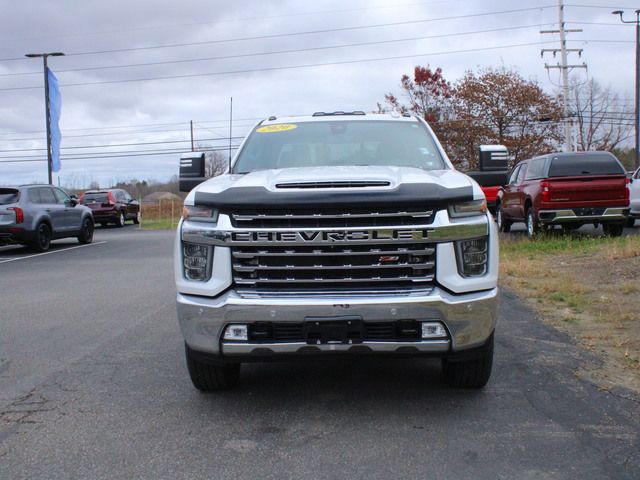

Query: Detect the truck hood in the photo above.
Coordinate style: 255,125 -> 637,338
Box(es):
189,166 -> 479,210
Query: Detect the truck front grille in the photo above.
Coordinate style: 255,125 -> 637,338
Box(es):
232,243 -> 436,293
230,208 -> 435,228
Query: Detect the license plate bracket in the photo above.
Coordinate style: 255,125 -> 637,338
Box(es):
304,316 -> 364,345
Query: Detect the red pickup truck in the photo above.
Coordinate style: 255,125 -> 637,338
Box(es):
496,152 -> 630,238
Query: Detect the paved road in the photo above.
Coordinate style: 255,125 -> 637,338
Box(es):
0,228 -> 638,479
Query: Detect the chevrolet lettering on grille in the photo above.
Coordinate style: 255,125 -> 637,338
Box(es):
230,229 -> 430,243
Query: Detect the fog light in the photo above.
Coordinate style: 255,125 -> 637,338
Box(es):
421,322 -> 447,339
223,324 -> 248,341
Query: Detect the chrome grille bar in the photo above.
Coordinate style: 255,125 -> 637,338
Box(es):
232,246 -> 435,258
233,275 -> 435,285
232,210 -> 433,221
233,261 -> 435,272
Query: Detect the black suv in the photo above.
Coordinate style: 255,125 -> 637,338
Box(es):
79,189 -> 140,227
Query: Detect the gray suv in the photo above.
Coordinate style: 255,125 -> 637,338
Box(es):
0,185 -> 94,252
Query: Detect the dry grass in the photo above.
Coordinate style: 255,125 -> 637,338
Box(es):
500,233 -> 640,392
140,200 -> 183,230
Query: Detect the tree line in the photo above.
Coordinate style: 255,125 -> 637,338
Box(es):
378,66 -> 633,170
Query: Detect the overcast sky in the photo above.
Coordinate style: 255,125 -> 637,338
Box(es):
0,0 -> 636,188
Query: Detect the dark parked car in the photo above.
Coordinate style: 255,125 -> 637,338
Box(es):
79,189 -> 140,227
0,185 -> 94,252
496,152 -> 629,238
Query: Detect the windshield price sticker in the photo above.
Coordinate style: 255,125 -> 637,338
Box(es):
256,124 -> 297,133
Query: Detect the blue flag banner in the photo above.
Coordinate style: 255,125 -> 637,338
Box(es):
47,68 -> 62,173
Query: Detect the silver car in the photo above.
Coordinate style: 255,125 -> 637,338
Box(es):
0,184 -> 94,252
629,167 -> 640,227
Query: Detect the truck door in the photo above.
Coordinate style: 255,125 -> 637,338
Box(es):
501,164 -> 522,220
512,162 -> 529,220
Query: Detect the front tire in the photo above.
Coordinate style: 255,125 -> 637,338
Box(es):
603,223 -> 624,237
627,217 -> 636,228
133,211 -> 140,225
30,222 -> 52,252
496,205 -> 511,233
442,334 -> 494,389
185,345 -> 240,392
77,217 -> 94,244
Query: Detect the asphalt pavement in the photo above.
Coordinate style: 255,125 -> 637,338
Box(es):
0,226 -> 638,479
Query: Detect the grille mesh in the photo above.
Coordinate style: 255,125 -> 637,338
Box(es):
232,243 -> 436,292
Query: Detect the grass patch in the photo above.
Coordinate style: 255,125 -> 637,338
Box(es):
500,233 -> 640,258
140,218 -> 179,230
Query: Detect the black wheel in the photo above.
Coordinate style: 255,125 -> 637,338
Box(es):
496,205 -> 511,233
77,217 -> 94,244
525,208 -> 540,239
185,344 -> 240,392
30,222 -> 52,252
627,217 -> 636,228
133,211 -> 140,225
115,211 -> 125,228
442,334 -> 494,389
603,223 -> 624,237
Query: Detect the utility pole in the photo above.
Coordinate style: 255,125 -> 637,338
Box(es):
25,52 -> 65,185
190,120 -> 195,151
541,0 -> 586,152
228,97 -> 233,172
612,9 -> 640,170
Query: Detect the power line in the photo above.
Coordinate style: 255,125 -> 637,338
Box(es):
0,23 -> 550,78
3,1 -> 455,45
0,6 -> 553,63
0,118 -> 261,137
0,136 -> 246,153
0,144 -> 241,163
0,41 -> 558,92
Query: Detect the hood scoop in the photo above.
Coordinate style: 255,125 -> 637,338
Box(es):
275,180 -> 391,189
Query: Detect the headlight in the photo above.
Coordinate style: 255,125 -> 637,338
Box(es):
183,243 -> 213,281
182,205 -> 218,222
449,200 -> 487,218
455,237 -> 488,277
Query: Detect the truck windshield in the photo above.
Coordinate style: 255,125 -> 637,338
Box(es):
233,120 -> 447,173
548,154 -> 625,177
0,188 -> 19,205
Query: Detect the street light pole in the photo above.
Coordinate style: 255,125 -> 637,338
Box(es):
25,52 -> 64,185
612,10 -> 640,170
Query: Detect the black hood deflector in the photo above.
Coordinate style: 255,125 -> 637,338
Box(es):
194,184 -> 474,210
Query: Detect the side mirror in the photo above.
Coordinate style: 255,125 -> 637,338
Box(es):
68,198 -> 78,207
179,152 -> 207,192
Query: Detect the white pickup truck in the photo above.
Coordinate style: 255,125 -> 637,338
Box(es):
175,112 -> 498,391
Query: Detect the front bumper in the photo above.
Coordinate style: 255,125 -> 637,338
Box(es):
538,207 -> 629,225
177,286 -> 497,359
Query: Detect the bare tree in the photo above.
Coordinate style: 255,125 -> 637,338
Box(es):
204,150 -> 228,177
571,77 -> 632,151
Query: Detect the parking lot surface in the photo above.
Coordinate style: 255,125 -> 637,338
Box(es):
0,227 -> 638,479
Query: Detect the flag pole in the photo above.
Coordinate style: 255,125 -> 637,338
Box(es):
25,52 -> 64,185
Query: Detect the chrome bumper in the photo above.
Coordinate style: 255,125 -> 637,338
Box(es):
538,207 -> 628,224
177,287 -> 497,357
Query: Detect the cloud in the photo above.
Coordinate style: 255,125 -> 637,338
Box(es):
0,0 -> 634,187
